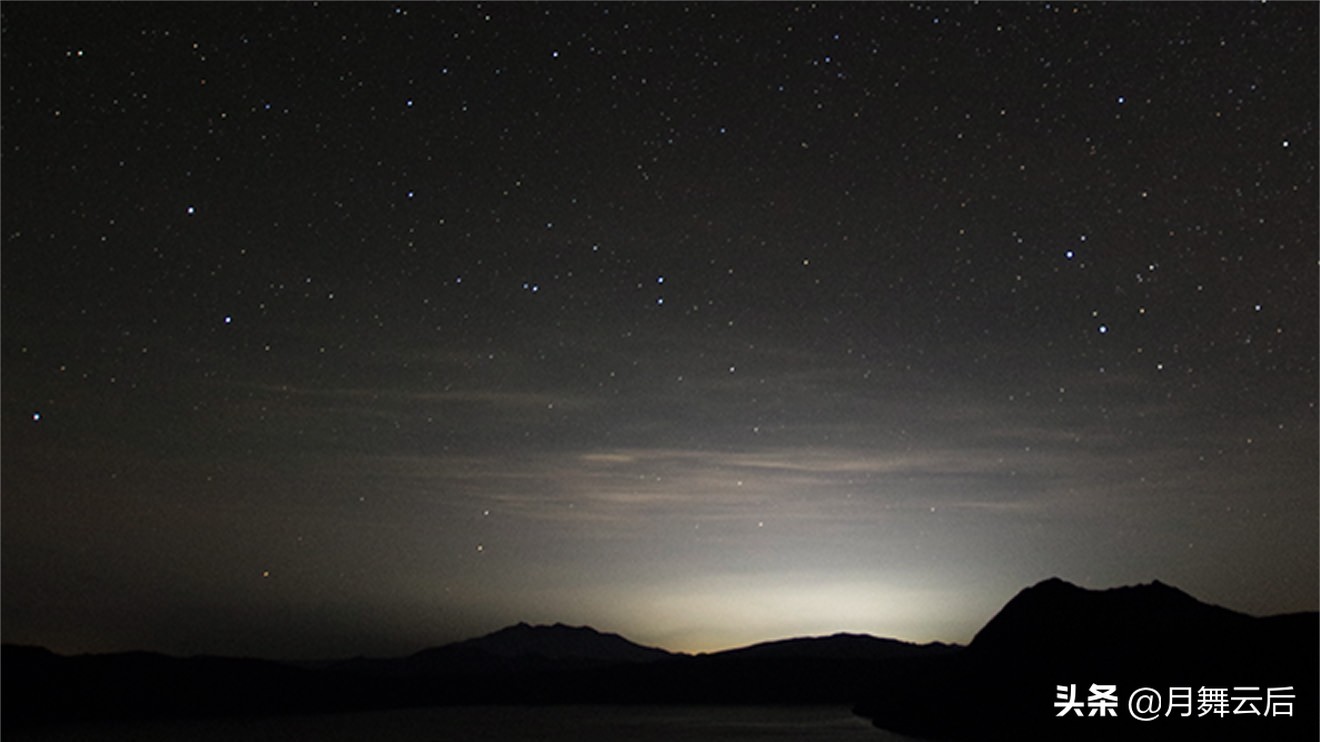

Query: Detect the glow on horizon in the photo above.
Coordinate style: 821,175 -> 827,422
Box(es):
499,574 -> 978,654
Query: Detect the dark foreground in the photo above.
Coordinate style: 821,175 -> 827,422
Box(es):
4,579 -> 1315,740
3,705 -> 911,742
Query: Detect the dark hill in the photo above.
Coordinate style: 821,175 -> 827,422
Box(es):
324,624 -> 955,706
710,632 -> 957,662
855,577 -> 1318,741
430,621 -> 674,664
966,578 -> 1250,661
7,582 -> 1311,735
1,623 -> 954,724
0,645 -> 351,729
607,632 -> 959,705
324,622 -> 675,681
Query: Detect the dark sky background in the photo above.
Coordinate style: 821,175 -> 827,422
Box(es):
3,2 -> 1316,660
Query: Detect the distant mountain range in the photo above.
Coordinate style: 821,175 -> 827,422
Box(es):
4,578 -> 1314,740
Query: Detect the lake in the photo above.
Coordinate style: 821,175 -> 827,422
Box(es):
9,705 -> 918,741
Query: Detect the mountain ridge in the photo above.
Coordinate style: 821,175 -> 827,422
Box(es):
423,621 -> 675,663
856,577 -> 1317,740
4,577 -> 1313,736
7,577 -> 1303,663
706,631 -> 958,661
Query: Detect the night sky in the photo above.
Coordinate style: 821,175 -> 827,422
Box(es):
3,2 -> 1316,661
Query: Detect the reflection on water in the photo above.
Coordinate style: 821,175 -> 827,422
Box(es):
8,705 -> 919,742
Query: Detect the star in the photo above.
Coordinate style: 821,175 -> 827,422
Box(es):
2,0 -> 1312,664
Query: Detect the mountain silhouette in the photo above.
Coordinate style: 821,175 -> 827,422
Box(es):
5,578 -> 1313,737
855,577 -> 1318,741
424,621 -> 674,664
708,632 -> 956,662
318,622 -> 675,684
0,623 -> 952,725
315,624 -> 956,706
967,578 -> 1249,660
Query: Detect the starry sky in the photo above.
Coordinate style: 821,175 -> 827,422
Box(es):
2,2 -> 1316,660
